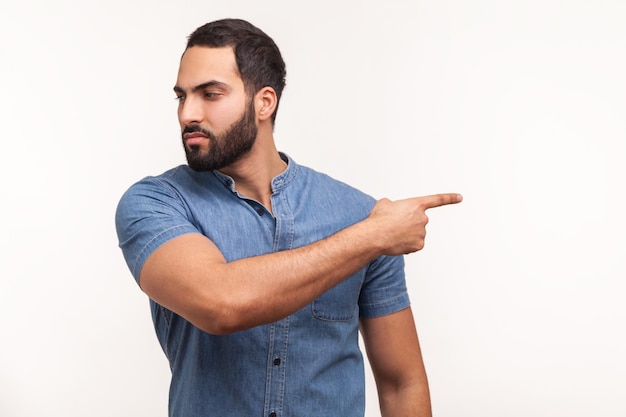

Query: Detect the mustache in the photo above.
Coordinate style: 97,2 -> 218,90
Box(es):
182,124 -> 214,138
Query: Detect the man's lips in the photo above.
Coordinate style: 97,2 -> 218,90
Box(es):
183,132 -> 209,146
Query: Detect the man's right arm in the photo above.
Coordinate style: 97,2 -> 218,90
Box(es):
136,194 -> 462,335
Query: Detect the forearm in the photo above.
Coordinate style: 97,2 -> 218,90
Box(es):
209,218 -> 384,331
379,382 -> 432,417
221,194 -> 462,326
362,309 -> 432,417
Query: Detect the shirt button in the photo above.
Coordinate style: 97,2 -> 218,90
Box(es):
256,208 -> 264,216
269,412 -> 277,417
273,357 -> 281,366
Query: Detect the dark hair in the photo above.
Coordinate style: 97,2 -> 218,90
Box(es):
186,18 -> 287,124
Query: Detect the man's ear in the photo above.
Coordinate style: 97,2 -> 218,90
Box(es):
255,86 -> 277,122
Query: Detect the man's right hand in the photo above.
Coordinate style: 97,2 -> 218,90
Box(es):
367,193 -> 463,256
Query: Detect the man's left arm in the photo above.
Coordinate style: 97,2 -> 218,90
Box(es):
360,307 -> 432,417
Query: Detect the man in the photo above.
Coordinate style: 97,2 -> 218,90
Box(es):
115,18 -> 461,417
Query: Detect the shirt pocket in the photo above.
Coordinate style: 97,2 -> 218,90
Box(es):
312,273 -> 364,322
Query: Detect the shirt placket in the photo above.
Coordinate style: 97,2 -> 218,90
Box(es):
263,316 -> 289,417
263,188 -> 294,417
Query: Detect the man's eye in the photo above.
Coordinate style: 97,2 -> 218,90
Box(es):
174,96 -> 185,102
204,92 -> 220,99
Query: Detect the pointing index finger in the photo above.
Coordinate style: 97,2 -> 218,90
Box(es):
418,193 -> 463,210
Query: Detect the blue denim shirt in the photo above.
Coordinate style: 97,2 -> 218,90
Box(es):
115,154 -> 410,417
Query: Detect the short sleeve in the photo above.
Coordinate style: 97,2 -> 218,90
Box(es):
115,177 -> 200,285
358,254 -> 410,318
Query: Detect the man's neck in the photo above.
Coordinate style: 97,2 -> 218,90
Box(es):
219,137 -> 287,211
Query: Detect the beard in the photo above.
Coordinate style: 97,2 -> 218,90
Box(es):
182,100 -> 257,172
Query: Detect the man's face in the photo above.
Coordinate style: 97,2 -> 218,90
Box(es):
174,46 -> 257,171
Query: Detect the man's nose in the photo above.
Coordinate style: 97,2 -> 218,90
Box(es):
178,97 -> 203,126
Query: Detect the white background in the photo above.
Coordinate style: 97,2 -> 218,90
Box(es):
1,1 -> 624,416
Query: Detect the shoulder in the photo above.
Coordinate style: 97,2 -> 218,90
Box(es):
295,163 -> 376,208
117,165 -> 219,207
115,165 -> 210,280
114,165 -> 211,245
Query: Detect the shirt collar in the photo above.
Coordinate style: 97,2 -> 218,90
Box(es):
211,152 -> 298,194
271,152 -> 297,193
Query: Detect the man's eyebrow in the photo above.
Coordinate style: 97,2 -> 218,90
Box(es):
173,80 -> 230,94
